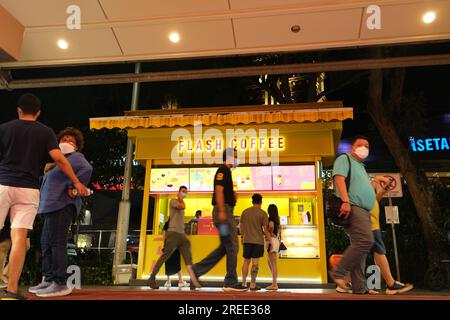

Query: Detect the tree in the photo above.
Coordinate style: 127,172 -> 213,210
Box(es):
366,64 -> 448,289
250,50 -> 449,288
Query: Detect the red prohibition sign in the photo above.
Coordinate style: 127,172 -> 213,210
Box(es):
383,175 -> 397,190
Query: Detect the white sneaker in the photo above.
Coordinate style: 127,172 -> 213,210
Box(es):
29,280 -> 52,293
0,280 -> 7,289
335,283 -> 352,294
164,280 -> 171,287
36,282 -> 72,297
178,281 -> 189,287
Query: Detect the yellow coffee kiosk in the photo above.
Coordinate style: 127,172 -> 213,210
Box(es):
90,102 -> 352,285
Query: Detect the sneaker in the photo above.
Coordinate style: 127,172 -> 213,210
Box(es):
249,286 -> 261,291
178,280 -> 189,287
29,280 -> 52,293
148,275 -> 159,290
164,280 -> 171,287
329,272 -> 350,293
1,289 -> 28,300
336,282 -> 352,294
386,281 -> 414,295
223,284 -> 249,292
36,282 -> 72,298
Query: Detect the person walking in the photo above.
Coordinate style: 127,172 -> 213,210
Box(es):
369,176 -> 414,295
265,204 -> 280,291
28,127 -> 93,298
240,194 -> 272,291
0,94 -> 89,300
329,135 -> 376,295
191,148 -> 247,292
0,219 -> 11,289
148,186 -> 200,289
161,217 -> 188,288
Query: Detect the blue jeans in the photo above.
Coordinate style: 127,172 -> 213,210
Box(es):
41,205 -> 75,285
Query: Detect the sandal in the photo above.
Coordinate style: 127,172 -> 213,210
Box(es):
265,285 -> 278,291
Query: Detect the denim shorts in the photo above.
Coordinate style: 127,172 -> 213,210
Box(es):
371,229 -> 386,255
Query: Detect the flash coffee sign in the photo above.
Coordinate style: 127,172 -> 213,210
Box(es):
409,137 -> 450,152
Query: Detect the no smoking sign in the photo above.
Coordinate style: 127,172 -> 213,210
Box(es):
368,173 -> 403,198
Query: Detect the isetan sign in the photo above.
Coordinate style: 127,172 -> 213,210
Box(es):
409,137 -> 450,152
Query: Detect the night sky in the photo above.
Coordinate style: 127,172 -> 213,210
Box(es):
1,42 -> 449,171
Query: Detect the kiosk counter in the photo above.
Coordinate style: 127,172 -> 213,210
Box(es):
89,102 -> 353,284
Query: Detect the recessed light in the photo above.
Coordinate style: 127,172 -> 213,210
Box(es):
422,11 -> 436,24
291,25 -> 301,33
169,32 -> 180,43
57,39 -> 69,49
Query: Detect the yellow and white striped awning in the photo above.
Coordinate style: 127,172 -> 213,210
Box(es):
89,102 -> 353,130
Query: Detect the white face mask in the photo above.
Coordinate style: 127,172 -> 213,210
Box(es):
59,142 -> 76,155
355,146 -> 369,160
180,192 -> 188,199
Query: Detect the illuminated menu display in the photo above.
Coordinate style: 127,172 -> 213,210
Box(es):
272,165 -> 316,191
189,167 -> 218,191
150,168 -> 190,192
232,166 -> 272,191
150,165 -> 316,192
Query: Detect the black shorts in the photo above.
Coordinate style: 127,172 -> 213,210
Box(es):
243,243 -> 264,259
371,230 -> 386,255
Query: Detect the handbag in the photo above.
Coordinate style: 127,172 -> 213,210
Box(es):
325,154 -> 352,227
279,241 -> 287,252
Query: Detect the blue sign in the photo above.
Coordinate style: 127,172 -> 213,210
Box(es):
410,137 -> 450,152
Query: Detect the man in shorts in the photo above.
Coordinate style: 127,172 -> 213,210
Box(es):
0,94 -> 89,300
239,194 -> 272,291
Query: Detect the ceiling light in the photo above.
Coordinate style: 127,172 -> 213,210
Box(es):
57,39 -> 69,50
169,32 -> 180,43
422,11 -> 436,24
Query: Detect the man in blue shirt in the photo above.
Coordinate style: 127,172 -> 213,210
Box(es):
330,135 -> 376,295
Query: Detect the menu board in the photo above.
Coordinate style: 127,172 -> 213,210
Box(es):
272,165 -> 316,191
232,166 -> 272,191
189,167 -> 218,191
150,168 -> 190,192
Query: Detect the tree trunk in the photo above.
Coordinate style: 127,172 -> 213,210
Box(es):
367,68 -> 447,265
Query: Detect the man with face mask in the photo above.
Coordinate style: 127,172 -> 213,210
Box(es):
330,135 -> 376,295
148,186 -> 201,289
28,127 -> 93,298
190,148 -> 248,292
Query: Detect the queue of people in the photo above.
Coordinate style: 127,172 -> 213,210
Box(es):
149,148 -> 280,292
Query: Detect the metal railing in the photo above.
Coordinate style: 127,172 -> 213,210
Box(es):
75,229 -> 152,252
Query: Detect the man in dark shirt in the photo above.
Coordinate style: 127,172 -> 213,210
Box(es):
0,94 -> 89,300
191,148 -> 247,292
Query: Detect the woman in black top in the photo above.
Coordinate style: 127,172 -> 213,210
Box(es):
266,204 -> 280,291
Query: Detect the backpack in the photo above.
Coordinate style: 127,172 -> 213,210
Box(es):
325,154 -> 352,227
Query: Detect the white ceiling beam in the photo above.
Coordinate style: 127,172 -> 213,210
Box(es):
1,53 -> 449,90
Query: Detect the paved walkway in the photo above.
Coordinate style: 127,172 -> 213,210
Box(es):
25,286 -> 450,300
